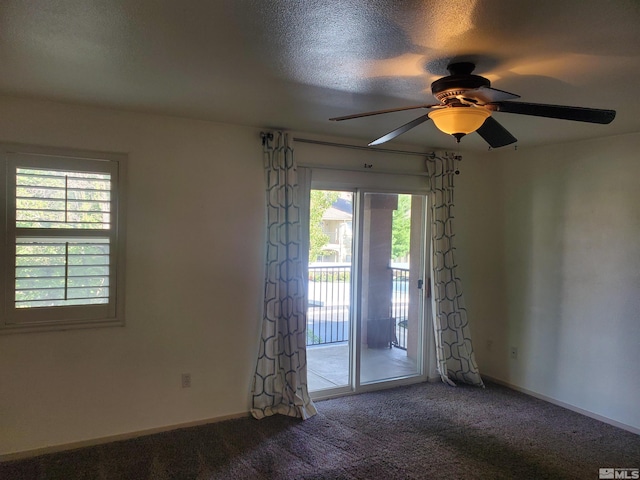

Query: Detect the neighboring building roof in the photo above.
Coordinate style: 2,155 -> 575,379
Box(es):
320,243 -> 340,253
333,197 -> 352,214
323,206 -> 352,221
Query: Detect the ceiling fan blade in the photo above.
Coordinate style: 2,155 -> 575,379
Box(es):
368,113 -> 432,146
476,116 -> 517,148
490,101 -> 616,124
461,86 -> 521,104
329,104 -> 439,121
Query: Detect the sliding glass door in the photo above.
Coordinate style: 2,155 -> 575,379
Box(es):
306,187 -> 427,396
358,192 -> 425,385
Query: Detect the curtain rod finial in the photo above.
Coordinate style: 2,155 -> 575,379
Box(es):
260,132 -> 274,146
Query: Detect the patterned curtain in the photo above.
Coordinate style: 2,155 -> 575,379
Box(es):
251,132 -> 317,420
426,153 -> 484,388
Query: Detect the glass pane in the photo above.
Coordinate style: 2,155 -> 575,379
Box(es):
306,190 -> 353,392
15,238 -> 111,308
16,168 -> 111,229
359,193 -> 424,384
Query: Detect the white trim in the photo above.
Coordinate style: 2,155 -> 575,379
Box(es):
482,375 -> 640,435
310,169 -> 429,193
295,137 -> 433,192
0,412 -> 251,462
299,162 -> 431,177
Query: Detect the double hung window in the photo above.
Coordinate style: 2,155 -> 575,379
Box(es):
1,144 -> 126,333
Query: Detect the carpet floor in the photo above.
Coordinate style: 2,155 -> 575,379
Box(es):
2,380 -> 639,479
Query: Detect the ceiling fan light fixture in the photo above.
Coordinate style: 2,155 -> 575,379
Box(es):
428,107 -> 491,140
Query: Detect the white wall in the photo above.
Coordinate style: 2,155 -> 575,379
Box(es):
0,97 -> 437,457
0,96 -> 267,455
453,151 -> 509,378
468,133 -> 640,431
1,94 -> 637,455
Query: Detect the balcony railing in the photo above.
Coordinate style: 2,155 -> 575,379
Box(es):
307,264 -> 410,349
390,266 -> 409,350
307,264 -> 350,346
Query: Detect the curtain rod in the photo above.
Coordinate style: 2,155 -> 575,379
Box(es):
292,137 -> 436,158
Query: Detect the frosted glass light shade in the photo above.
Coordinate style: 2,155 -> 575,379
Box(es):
428,107 -> 491,135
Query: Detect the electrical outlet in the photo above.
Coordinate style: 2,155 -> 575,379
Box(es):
510,347 -> 518,360
181,373 -> 191,388
486,340 -> 493,352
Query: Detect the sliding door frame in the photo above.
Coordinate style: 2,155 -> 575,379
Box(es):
353,188 -> 429,395
309,174 -> 432,400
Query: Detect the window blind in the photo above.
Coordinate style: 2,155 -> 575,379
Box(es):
14,168 -> 112,309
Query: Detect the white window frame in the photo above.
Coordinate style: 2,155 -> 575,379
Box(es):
1,143 -> 126,334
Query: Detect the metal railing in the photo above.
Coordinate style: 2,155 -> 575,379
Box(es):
390,266 -> 409,350
307,264 -> 351,346
306,264 -> 410,349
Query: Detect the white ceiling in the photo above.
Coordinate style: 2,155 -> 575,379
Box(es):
2,0 -> 640,151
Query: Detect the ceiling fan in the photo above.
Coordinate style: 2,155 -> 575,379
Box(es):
329,62 -> 616,148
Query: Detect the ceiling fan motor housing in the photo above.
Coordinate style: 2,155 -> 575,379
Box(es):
431,74 -> 491,104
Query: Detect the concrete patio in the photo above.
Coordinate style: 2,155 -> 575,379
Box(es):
307,343 -> 419,392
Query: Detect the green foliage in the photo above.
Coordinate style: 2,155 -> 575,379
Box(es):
309,190 -> 339,261
16,168 -> 111,229
306,329 -> 323,344
391,194 -> 411,260
309,191 -> 409,262
15,241 -> 110,307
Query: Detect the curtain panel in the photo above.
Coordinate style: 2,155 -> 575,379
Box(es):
427,153 -> 484,388
251,132 -> 317,420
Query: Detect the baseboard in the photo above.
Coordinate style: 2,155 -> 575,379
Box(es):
0,411 -> 251,463
483,375 -> 640,435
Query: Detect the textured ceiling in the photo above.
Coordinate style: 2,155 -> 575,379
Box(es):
1,0 -> 640,151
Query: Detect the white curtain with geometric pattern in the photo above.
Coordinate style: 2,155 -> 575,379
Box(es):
251,131 -> 317,420
426,152 -> 484,388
